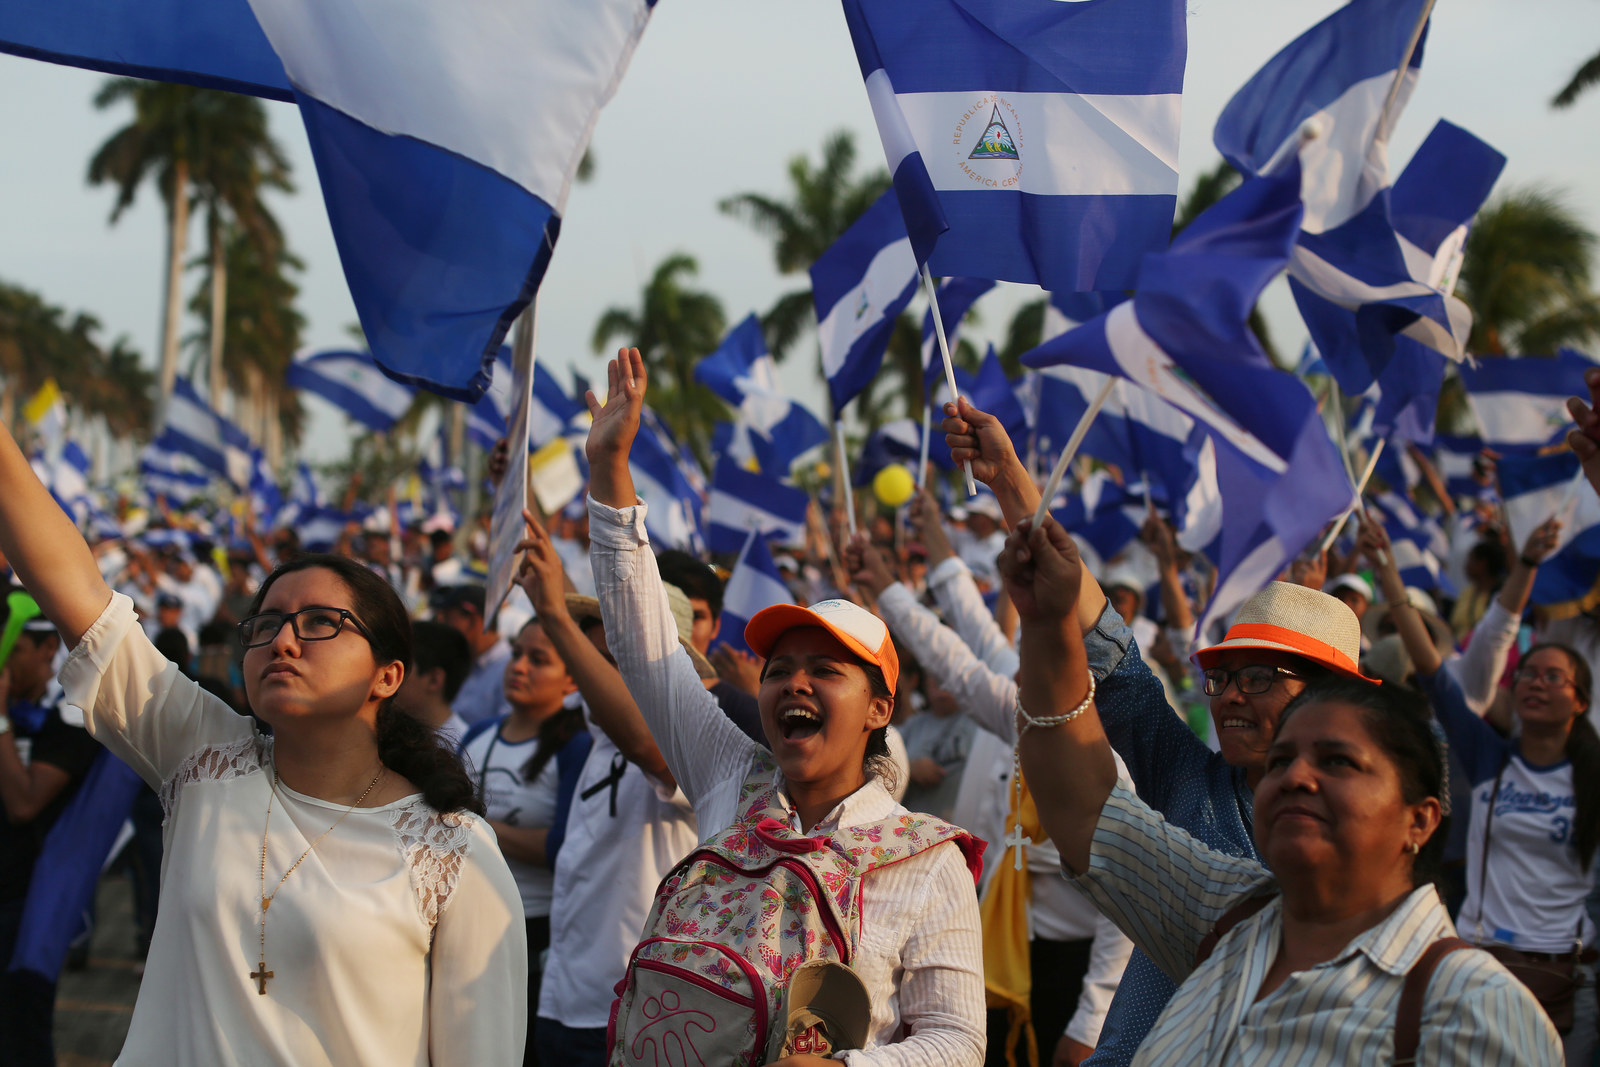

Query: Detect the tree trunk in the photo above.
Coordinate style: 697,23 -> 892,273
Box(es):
208,207 -> 228,412
158,157 -> 191,414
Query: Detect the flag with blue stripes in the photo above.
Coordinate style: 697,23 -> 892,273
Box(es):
632,411 -> 704,555
842,0 -> 1184,292
287,347 -> 417,432
920,278 -> 993,386
811,189 -> 920,412
706,456 -> 809,556
969,345 -> 1027,438
1498,451 -> 1600,608
6,0 -> 655,401
1368,490 -> 1455,596
1460,350 -> 1599,453
696,314 -> 829,475
138,439 -> 211,504
853,418 -> 953,487
467,348 -> 585,453
1433,434 -> 1490,502
1217,0 -> 1476,368
1049,471 -> 1146,568
1023,165 -> 1352,633
710,531 -> 795,658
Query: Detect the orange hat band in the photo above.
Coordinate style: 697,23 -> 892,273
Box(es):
1222,623 -> 1361,676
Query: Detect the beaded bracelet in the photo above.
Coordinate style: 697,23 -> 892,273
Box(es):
1014,671 -> 1097,737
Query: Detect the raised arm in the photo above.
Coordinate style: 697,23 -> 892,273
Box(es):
514,507 -> 674,790
1450,517 -> 1559,715
910,491 -> 1017,675
0,421 -> 112,645
1358,516 -> 1444,677
942,399 -> 1107,637
1567,365 -> 1600,498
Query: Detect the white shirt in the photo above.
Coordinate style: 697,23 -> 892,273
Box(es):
537,706 -> 697,1028
460,722 -> 560,918
452,636 -> 510,726
59,593 -> 526,1067
588,495 -> 985,1067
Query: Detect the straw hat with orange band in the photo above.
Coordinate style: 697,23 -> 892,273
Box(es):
1194,581 -> 1380,683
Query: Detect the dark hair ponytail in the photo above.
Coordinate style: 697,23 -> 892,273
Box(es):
375,704 -> 484,815
521,704 -> 587,784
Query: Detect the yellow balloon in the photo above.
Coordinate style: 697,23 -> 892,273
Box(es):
873,464 -> 916,508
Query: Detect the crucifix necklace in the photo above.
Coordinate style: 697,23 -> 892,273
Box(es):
254,764 -> 385,995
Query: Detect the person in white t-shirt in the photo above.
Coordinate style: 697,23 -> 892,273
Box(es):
394,619 -> 472,749
509,509 -> 698,1066
458,619 -> 586,1067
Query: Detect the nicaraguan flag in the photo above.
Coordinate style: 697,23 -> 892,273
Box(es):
706,457 -> 809,556
1498,451 -> 1600,607
1022,166 -> 1351,634
811,190 -> 920,412
920,278 -> 994,385
248,448 -> 283,524
696,314 -> 829,475
1217,0 -> 1474,366
40,440 -> 94,525
287,347 -> 417,433
710,532 -> 795,658
1049,471 -> 1146,567
6,0 -> 655,401
138,441 -> 211,504
467,348 -> 585,452
842,0 -> 1185,291
1432,434 -> 1488,501
155,379 -> 230,479
631,412 -> 704,555
1368,490 -> 1455,595
969,345 -> 1027,437
1460,350 -> 1599,453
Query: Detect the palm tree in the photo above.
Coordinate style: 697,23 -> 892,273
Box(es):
1456,186 -> 1600,355
1553,48 -> 1600,108
88,79 -> 291,412
718,131 -> 890,359
591,253 -> 726,469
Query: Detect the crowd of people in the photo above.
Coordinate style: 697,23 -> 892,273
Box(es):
5,352 -> 1600,1065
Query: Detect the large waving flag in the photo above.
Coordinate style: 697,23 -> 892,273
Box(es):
710,532 -> 795,658
812,190 -> 920,412
153,378 -> 253,488
695,314 -> 829,475
841,0 -> 1185,291
1216,0 -> 1473,366
7,0 -> 655,401
1460,350 -> 1599,453
287,347 -> 417,433
631,411 -> 704,555
706,456 -> 810,555
138,440 -> 211,504
1023,166 -> 1351,633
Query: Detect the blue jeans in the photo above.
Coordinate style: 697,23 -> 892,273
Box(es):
533,1017 -> 608,1067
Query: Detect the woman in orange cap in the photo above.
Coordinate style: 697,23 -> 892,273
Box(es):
583,349 -> 984,1067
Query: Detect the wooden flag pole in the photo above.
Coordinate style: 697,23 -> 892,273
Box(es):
920,263 -> 979,497
1031,377 -> 1116,528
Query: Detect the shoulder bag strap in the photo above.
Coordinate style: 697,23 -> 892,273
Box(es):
1474,756 -> 1510,942
1393,937 -> 1473,1065
1193,891 -> 1277,969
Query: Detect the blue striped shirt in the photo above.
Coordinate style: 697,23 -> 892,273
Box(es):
1072,786 -> 1561,1065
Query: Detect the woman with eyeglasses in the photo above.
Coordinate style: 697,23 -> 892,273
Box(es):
1364,519 -> 1600,1062
0,416 -> 526,1065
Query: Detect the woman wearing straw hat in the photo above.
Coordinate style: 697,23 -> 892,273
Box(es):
998,511 -> 1559,1064
943,398 -> 1379,1066
585,349 -> 986,1066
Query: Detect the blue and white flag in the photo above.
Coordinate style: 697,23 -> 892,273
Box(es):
154,379 -> 230,480
811,190 -> 920,413
40,440 -> 94,525
1023,166 -> 1351,633
1497,451 -> 1600,607
1368,490 -> 1454,595
710,532 -> 795,658
842,0 -> 1184,291
1460,350 -> 1599,453
467,347 -> 585,452
853,418 -> 953,486
631,412 -> 704,555
696,314 -> 829,475
1216,0 -> 1474,366
138,440 -> 211,504
706,457 -> 810,555
1049,472 -> 1146,570
7,0 -> 655,401
920,278 -> 994,385
969,345 -> 1027,437
248,448 -> 283,524
1433,434 -> 1488,501
286,347 -> 417,433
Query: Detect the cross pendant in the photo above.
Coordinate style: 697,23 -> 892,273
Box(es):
251,963 -> 274,995
1005,823 -> 1032,870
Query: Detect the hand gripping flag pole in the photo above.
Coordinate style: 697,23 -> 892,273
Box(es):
1031,378 -> 1117,528
1319,438 -> 1386,556
921,264 -> 978,497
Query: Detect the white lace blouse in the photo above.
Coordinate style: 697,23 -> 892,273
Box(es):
60,592 -> 527,1066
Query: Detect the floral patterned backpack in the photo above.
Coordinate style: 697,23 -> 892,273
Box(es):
607,755 -> 981,1066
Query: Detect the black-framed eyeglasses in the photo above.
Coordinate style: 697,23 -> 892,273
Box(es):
1513,666 -> 1576,689
238,607 -> 373,650
1202,665 -> 1302,697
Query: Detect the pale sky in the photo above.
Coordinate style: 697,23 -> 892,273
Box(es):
2,0 -> 1597,464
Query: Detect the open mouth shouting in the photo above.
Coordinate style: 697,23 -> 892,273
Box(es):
777,703 -> 824,743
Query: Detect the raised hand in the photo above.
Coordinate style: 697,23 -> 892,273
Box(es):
997,517 -> 1083,625
708,645 -> 762,697
941,397 -> 1020,488
907,490 -> 954,565
1568,366 -> 1600,497
843,531 -> 897,599
585,348 -> 646,508
512,508 -> 570,619
1140,514 -> 1179,572
1520,516 -> 1563,566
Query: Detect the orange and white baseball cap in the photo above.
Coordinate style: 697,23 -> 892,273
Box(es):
745,599 -> 899,692
1194,581 -> 1377,683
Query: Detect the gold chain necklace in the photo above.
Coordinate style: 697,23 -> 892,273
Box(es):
253,764 -> 385,995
